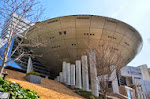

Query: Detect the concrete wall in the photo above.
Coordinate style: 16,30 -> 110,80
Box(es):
120,66 -> 142,78
139,64 -> 150,80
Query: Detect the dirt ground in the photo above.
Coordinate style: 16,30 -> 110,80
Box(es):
4,69 -> 84,99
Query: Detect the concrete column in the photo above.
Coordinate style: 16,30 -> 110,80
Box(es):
97,76 -> 101,91
59,72 -> 63,82
66,63 -> 71,85
70,64 -> 75,86
62,61 -> 67,84
45,75 -> 49,79
75,60 -> 82,89
89,49 -> 99,97
27,57 -> 34,73
82,55 -> 89,91
57,76 -> 60,82
112,77 -> 119,93
111,69 -> 119,94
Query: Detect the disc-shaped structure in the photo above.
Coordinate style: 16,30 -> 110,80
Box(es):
25,15 -> 143,77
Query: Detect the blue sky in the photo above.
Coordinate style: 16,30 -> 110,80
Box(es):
38,0 -> 150,67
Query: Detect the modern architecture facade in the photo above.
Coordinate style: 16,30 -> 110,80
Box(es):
24,15 -> 143,78
118,64 -> 150,99
1,13 -> 34,40
1,14 -> 146,97
0,13 -> 50,77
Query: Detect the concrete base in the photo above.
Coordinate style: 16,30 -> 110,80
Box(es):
71,85 -> 76,89
0,92 -> 10,99
25,74 -> 41,84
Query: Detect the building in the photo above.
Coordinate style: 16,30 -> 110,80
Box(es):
23,15 -> 143,78
1,13 -> 34,40
118,64 -> 150,99
0,13 -> 50,77
1,14 -> 145,97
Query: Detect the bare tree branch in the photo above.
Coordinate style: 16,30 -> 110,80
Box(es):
0,0 -> 45,75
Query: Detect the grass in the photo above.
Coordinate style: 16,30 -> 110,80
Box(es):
5,69 -> 83,99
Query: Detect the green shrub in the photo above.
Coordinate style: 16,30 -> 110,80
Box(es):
89,95 -> 95,99
26,72 -> 40,76
0,76 -> 40,99
74,90 -> 94,99
73,90 -> 104,99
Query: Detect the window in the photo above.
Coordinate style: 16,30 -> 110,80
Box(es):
108,81 -> 112,88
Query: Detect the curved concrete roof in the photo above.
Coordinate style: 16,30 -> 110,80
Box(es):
25,15 -> 143,77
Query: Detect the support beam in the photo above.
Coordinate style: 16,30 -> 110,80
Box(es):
75,60 -> 82,89
89,49 -> 99,97
70,64 -> 75,86
27,57 -> 33,73
66,63 -> 71,85
82,55 -> 89,91
62,61 -> 67,84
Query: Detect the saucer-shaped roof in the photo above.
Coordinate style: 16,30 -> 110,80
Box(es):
25,15 -> 143,77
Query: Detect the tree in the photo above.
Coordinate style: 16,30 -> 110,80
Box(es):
87,41 -> 126,99
0,0 -> 45,75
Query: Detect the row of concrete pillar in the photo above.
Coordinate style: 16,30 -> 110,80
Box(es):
54,50 -> 119,97
55,50 -> 99,97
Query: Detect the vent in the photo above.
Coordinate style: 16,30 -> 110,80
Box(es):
64,31 -> 66,34
125,42 -> 130,46
108,36 -> 116,39
111,47 -> 118,51
72,44 -> 76,46
50,37 -> 54,39
59,32 -> 62,35
90,33 -> 94,36
77,17 -> 89,19
84,33 -> 94,35
84,33 -> 89,35
47,20 -> 58,24
52,45 -> 60,49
